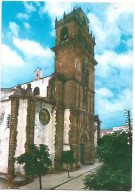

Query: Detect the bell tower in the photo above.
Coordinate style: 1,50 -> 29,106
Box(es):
52,7 -> 97,81
49,7 -> 97,169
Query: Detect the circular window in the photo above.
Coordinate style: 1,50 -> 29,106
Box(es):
39,109 -> 50,125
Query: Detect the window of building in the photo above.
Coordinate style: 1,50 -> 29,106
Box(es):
33,87 -> 40,96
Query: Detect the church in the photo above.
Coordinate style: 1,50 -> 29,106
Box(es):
0,7 -> 97,183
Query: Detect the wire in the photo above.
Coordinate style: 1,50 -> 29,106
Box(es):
96,109 -> 133,116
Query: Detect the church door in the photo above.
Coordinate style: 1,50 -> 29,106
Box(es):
80,144 -> 85,164
80,132 -> 89,164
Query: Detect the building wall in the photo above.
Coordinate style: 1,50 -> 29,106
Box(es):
0,100 -> 11,174
14,99 -> 27,175
20,76 -> 50,97
34,101 -> 56,166
63,109 -> 70,151
1,89 -> 15,101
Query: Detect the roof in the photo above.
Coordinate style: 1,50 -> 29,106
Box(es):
11,75 -> 51,89
0,88 -> 16,101
100,129 -> 113,136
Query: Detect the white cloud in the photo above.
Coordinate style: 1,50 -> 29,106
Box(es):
88,12 -> 121,53
2,32 -> 12,40
13,37 -> 53,58
40,1 -> 72,18
39,1 -> 72,36
96,88 -> 114,98
2,44 -> 24,66
9,22 -> 20,37
23,1 -> 36,13
95,88 -> 133,124
95,50 -> 133,78
107,5 -> 133,36
107,3 -> 133,23
87,3 -> 133,53
34,1 -> 40,7
16,13 -> 29,20
23,22 -> 31,29
126,39 -> 133,49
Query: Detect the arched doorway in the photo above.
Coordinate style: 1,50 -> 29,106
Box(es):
80,132 -> 89,164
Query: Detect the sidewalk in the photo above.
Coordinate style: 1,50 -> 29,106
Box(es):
20,161 -> 101,190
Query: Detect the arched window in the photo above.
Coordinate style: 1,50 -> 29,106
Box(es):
60,26 -> 68,41
33,87 -> 40,96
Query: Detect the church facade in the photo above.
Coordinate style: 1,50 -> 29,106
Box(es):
0,8 -> 97,182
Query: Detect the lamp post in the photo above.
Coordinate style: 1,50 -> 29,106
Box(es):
124,110 -> 132,146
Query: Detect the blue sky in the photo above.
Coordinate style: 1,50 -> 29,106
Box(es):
1,1 -> 133,129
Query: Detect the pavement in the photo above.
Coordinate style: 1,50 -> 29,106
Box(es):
55,170 -> 95,190
19,161 -> 101,190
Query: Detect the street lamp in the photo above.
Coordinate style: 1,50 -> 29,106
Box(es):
124,110 -> 127,113
126,121 -> 128,125
124,109 -> 133,146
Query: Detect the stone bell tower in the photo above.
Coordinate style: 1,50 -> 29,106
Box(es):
48,7 -> 97,169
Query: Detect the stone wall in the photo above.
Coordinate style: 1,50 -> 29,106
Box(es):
14,99 -> 27,175
34,101 -> 56,167
20,76 -> 50,97
0,100 -> 11,174
63,109 -> 70,151
7,97 -> 19,181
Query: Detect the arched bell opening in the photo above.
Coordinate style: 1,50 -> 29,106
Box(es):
33,87 -> 40,96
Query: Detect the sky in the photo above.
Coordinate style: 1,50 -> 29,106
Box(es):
1,0 -> 134,129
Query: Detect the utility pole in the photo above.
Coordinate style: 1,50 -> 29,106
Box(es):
95,115 -> 102,145
124,110 -> 133,146
97,119 -> 102,141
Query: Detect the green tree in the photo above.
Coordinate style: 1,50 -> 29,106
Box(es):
84,131 -> 132,191
62,150 -> 76,178
15,144 -> 52,190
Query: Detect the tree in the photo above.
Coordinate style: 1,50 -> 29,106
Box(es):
62,150 -> 76,178
15,144 -> 52,190
84,131 -> 132,191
